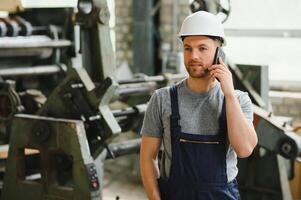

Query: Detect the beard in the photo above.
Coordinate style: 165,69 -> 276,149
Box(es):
186,65 -> 210,78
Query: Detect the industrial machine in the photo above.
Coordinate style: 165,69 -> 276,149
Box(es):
0,0 -> 141,199
0,0 -> 301,200
230,62 -> 301,200
0,1 -> 183,199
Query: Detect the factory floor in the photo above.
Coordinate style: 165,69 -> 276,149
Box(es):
101,131 -> 147,200
103,154 -> 147,200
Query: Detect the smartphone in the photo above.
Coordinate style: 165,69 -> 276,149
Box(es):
213,47 -> 226,65
212,47 -> 226,82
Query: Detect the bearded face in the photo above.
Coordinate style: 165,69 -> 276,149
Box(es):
183,36 -> 217,79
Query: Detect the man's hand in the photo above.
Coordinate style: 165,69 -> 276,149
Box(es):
208,57 -> 235,97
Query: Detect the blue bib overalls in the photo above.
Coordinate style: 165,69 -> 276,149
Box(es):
158,85 -> 240,200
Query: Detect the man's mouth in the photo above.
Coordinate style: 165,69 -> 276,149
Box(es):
189,64 -> 202,67
189,64 -> 210,75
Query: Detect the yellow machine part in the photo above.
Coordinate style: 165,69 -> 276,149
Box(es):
0,0 -> 23,12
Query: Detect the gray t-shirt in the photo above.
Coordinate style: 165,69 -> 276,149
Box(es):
140,79 -> 253,182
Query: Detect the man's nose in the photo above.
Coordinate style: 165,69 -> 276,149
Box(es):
190,49 -> 199,60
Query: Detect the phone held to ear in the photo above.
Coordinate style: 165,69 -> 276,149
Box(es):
212,47 -> 226,82
213,47 -> 226,65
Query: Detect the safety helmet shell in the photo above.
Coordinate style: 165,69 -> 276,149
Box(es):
178,11 -> 226,46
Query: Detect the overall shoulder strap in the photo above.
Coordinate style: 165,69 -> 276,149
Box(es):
169,85 -> 181,132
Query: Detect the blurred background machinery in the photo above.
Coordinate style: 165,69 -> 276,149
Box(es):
0,0 -> 301,200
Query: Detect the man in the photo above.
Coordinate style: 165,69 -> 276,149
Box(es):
140,11 -> 258,200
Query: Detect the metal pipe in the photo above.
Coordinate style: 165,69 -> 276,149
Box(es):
0,64 -> 67,77
0,36 -> 71,48
116,74 -> 186,99
106,138 -> 141,159
117,85 -> 156,97
118,74 -> 185,84
112,107 -> 138,118
118,75 -> 165,84
112,104 -> 147,118
89,104 -> 146,124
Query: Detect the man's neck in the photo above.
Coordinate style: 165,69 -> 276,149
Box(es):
186,76 -> 217,93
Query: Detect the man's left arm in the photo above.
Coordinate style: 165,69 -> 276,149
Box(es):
209,57 -> 258,158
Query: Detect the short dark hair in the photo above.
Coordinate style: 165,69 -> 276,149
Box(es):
207,36 -> 224,46
181,35 -> 224,46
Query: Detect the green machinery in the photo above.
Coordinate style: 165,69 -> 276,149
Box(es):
0,2 -> 183,199
0,0 -> 145,199
2,115 -> 101,200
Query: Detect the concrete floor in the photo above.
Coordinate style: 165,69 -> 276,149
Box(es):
102,154 -> 147,200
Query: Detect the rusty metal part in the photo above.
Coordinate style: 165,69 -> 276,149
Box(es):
0,80 -> 23,121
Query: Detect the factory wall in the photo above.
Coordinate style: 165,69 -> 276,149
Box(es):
115,0 -> 133,67
270,91 -> 301,126
115,0 -> 190,68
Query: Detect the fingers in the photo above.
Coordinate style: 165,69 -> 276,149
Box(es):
209,69 -> 224,78
210,71 -> 223,81
208,64 -> 226,71
208,58 -> 228,71
210,68 -> 224,74
210,67 -> 231,81
218,57 -> 225,65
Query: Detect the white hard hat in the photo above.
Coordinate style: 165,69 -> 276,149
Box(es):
178,11 -> 226,45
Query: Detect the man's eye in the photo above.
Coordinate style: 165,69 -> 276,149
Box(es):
199,47 -> 207,51
184,48 -> 191,51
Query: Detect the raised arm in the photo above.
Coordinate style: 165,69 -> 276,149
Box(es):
209,57 -> 258,158
224,93 -> 258,157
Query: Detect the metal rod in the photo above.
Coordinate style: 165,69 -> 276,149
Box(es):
117,86 -> 156,97
116,74 -> 185,98
112,104 -> 147,118
112,108 -> 137,118
0,64 -> 66,77
0,36 -> 71,48
89,104 -> 146,123
106,138 -> 141,159
118,75 -> 165,84
118,74 -> 185,84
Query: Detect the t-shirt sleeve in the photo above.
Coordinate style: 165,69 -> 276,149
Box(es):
140,91 -> 163,138
237,91 -> 253,124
